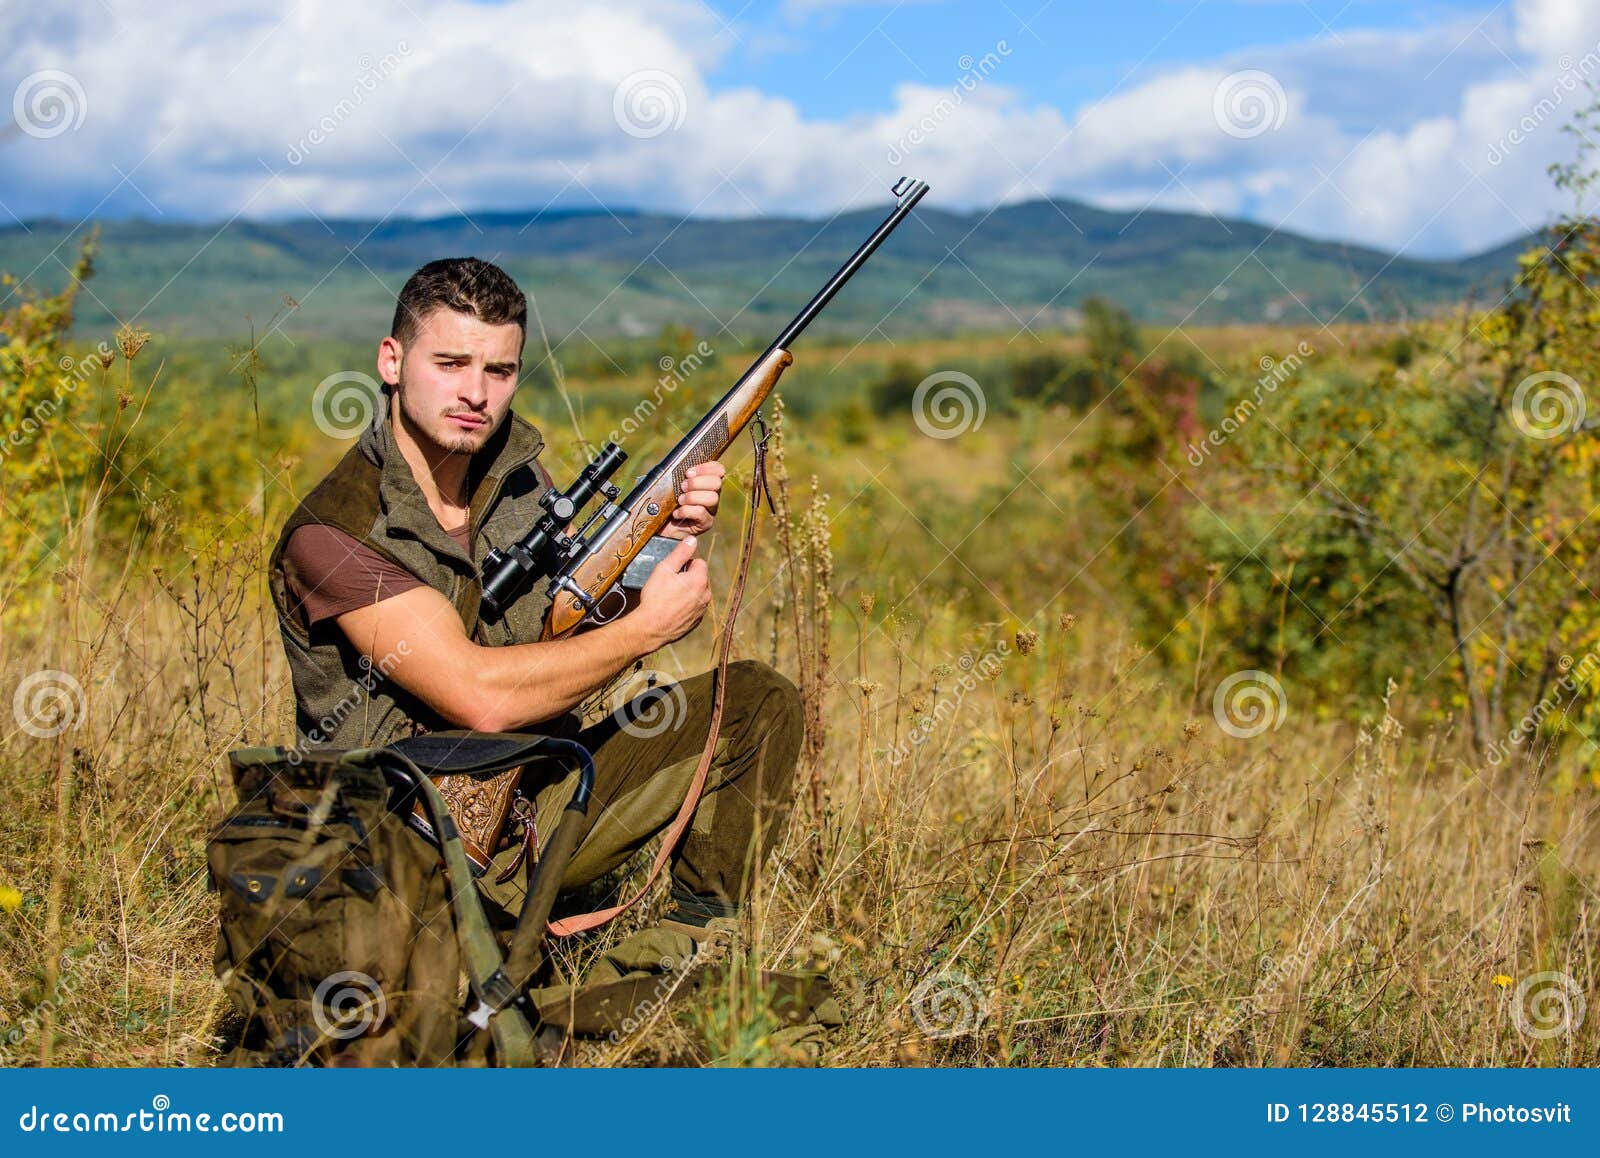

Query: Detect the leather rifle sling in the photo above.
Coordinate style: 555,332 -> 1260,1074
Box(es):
547,422 -> 776,938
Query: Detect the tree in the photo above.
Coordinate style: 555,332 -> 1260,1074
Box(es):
1081,295 -> 1140,373
1213,110 -> 1600,761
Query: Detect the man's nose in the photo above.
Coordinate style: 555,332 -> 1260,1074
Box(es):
458,367 -> 489,406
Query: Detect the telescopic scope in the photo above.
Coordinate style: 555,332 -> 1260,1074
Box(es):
478,441 -> 627,619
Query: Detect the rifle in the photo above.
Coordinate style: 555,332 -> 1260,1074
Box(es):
480,175 -> 930,639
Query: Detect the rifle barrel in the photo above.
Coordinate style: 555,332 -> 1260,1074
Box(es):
631,177 -> 929,487
771,177 -> 930,353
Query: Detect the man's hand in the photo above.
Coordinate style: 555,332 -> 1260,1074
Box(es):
661,461 -> 724,539
632,534 -> 711,647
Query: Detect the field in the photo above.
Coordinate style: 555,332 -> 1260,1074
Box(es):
1,243 -> 1598,1067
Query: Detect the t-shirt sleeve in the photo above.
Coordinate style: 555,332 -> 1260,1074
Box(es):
281,523 -> 427,629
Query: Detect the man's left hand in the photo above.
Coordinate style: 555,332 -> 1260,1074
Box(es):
662,461 -> 725,538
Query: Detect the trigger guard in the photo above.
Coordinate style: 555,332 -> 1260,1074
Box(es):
589,587 -> 628,624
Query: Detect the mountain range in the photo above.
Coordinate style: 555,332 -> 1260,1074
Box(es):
0,197 -> 1539,344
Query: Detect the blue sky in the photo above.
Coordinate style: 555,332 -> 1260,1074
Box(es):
2,0 -> 1594,257
705,1 -> 1494,118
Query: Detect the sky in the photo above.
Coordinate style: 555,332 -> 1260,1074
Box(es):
3,0 -> 1598,258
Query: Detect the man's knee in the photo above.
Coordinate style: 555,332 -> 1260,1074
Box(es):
725,659 -> 803,773
728,659 -> 801,726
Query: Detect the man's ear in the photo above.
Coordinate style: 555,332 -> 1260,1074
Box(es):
378,335 -> 403,388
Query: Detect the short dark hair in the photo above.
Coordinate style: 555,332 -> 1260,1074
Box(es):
390,257 -> 527,348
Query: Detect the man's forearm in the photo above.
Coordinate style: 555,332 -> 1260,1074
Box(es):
332,550 -> 704,734
465,613 -> 658,731
333,584 -> 676,733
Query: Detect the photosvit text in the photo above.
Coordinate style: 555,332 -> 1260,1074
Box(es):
1265,1101 -> 1573,1125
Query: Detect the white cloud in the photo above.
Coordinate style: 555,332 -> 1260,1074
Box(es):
1513,0 -> 1600,61
0,0 -> 1589,256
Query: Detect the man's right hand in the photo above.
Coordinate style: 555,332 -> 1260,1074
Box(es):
633,534 -> 712,649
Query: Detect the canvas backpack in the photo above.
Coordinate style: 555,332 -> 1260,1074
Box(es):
205,736 -> 838,1066
206,739 -> 571,1067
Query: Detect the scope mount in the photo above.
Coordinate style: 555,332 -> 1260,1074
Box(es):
478,440 -> 627,621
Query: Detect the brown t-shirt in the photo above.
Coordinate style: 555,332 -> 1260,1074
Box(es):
282,521 -> 471,630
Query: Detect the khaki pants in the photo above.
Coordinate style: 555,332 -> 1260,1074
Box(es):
474,659 -> 802,928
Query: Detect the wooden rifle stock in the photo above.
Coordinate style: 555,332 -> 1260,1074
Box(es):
539,346 -> 792,639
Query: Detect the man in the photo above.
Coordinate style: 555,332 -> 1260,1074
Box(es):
268,256 -> 802,948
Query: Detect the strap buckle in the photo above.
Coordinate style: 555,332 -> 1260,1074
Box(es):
750,410 -> 776,515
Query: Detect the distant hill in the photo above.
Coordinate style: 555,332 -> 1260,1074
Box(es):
0,197 -> 1541,343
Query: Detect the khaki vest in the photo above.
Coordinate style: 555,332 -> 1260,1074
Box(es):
269,407 -> 565,749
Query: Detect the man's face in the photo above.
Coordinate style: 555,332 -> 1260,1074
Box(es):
379,307 -> 523,457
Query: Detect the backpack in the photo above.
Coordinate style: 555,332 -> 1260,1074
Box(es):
206,737 -> 589,1067
205,736 -> 841,1066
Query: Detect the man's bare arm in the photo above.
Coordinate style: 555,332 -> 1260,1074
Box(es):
333,535 -> 711,732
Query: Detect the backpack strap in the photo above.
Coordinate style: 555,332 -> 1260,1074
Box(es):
346,746 -> 541,1067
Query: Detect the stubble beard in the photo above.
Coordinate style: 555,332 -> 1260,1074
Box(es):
396,386 -> 497,459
